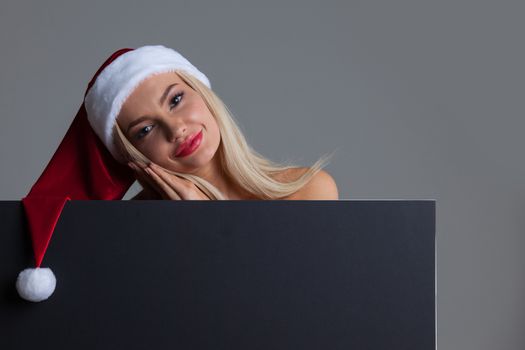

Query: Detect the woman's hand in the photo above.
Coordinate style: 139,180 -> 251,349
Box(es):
128,161 -> 210,200
128,162 -> 162,200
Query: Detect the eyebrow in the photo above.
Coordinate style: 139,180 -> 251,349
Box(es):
160,83 -> 178,107
126,83 -> 179,134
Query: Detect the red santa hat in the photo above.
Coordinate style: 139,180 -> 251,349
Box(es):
16,45 -> 211,302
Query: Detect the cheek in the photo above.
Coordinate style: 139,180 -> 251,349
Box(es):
134,138 -> 168,162
201,108 -> 218,132
204,117 -> 221,146
193,102 -> 220,142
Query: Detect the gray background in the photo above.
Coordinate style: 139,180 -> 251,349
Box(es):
1,1 -> 523,349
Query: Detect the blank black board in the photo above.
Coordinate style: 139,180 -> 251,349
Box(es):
0,200 -> 435,350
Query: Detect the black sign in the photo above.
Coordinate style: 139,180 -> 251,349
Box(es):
0,200 -> 435,350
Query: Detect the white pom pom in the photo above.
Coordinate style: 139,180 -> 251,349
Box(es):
16,267 -> 56,302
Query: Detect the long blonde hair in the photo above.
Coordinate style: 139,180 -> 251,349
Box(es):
112,70 -> 336,200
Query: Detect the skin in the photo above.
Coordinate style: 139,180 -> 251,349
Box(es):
116,71 -> 338,200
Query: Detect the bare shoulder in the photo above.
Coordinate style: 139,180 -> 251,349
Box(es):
276,167 -> 339,200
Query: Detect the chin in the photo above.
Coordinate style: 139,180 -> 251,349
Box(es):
167,149 -> 217,174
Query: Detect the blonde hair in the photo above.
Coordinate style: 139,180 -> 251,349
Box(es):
112,70 -> 336,200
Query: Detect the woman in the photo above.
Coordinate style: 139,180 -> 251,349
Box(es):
16,44 -> 338,302
111,66 -> 338,201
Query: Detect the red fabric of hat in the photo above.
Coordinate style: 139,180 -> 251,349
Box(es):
16,48 -> 137,302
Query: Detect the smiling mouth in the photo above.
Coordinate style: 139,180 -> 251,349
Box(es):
174,129 -> 203,157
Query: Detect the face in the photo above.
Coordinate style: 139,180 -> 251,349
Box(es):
116,71 -> 221,174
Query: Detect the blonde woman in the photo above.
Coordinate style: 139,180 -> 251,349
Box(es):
89,45 -> 339,201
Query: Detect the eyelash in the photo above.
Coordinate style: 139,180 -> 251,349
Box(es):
135,91 -> 184,140
169,91 -> 184,110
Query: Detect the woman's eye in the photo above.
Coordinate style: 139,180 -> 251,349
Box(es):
133,92 -> 183,140
135,125 -> 153,140
169,92 -> 184,110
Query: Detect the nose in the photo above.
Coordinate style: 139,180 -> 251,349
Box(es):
166,118 -> 187,144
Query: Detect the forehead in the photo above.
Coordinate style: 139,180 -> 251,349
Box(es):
131,71 -> 184,96
117,71 -> 185,123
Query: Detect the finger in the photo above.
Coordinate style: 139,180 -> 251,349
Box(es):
149,163 -> 212,200
128,162 -> 154,188
144,167 -> 182,200
129,163 -> 163,197
148,163 -> 196,199
130,162 -> 163,191
137,177 -> 162,199
149,163 -> 193,190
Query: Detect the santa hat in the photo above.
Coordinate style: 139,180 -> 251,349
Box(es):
16,45 -> 212,302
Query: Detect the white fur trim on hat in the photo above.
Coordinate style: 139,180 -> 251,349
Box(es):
84,45 -> 211,163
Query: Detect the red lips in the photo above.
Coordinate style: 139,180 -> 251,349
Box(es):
174,129 -> 203,157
